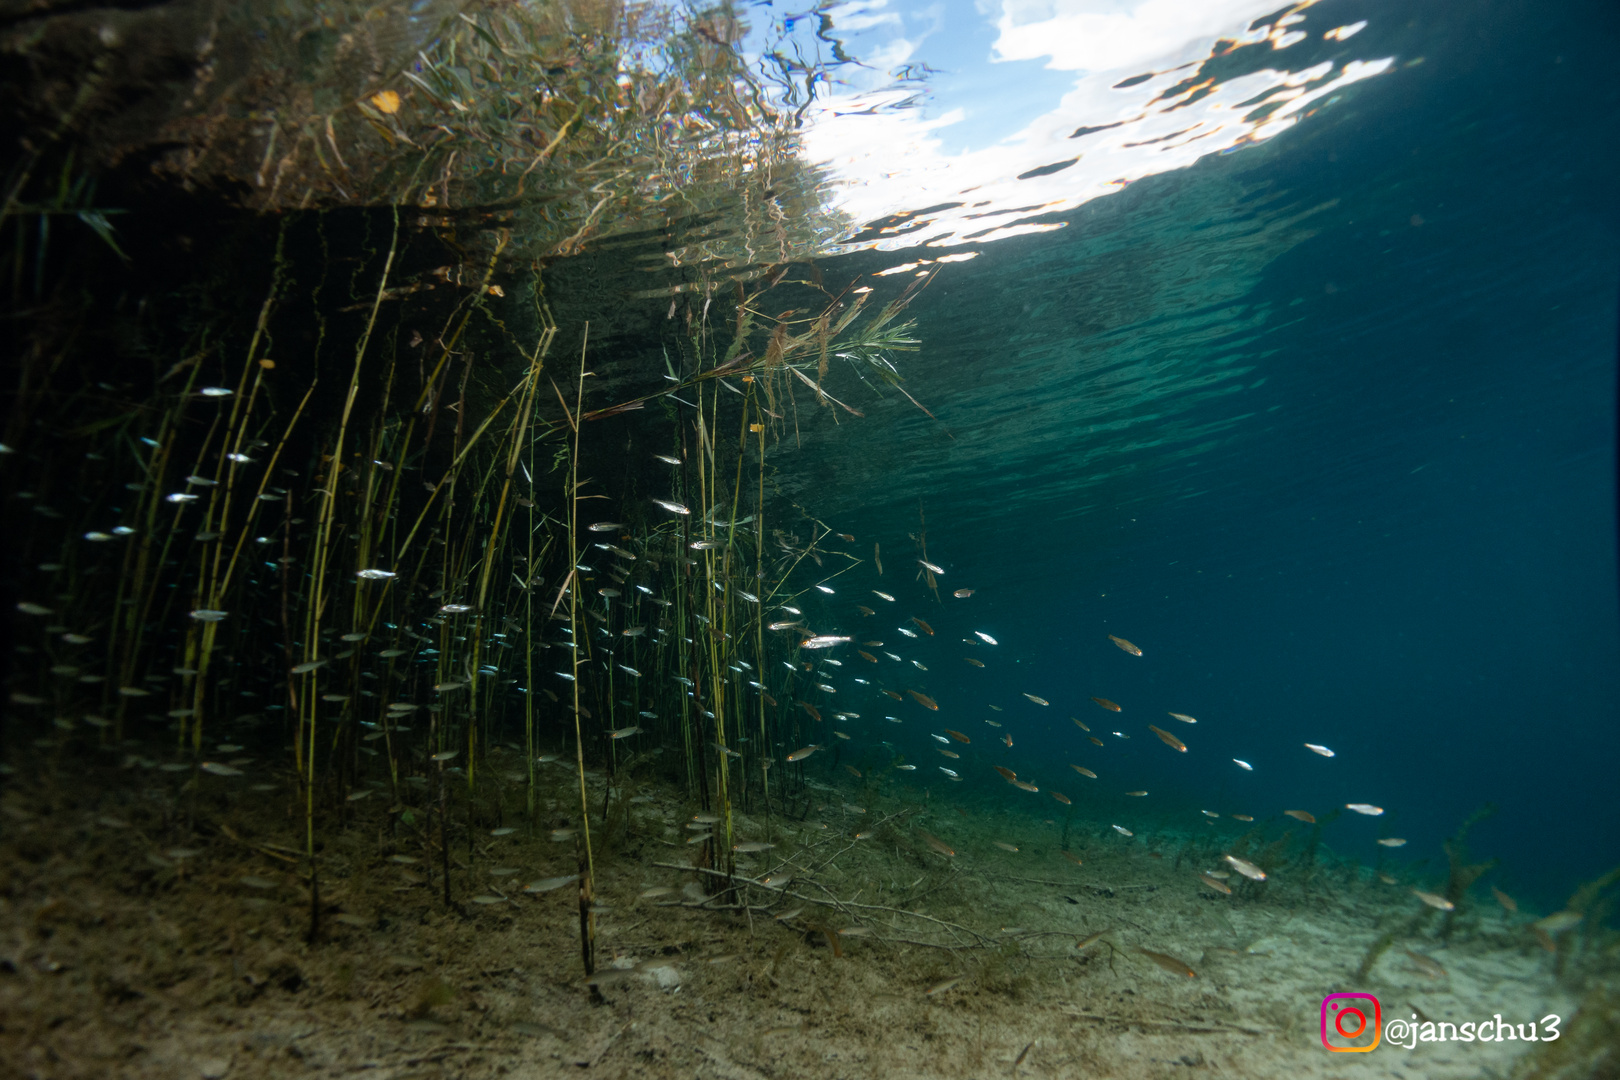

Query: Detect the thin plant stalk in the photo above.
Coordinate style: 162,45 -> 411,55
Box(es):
566,326 -> 596,978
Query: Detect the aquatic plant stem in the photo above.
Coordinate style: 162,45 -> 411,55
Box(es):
568,326 -> 596,977
301,208 -> 399,941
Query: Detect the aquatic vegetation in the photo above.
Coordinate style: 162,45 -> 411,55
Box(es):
0,1 -> 945,982
1540,865 -> 1620,979
0,3 -> 1612,1077
1353,912 -> 1429,983
1511,985 -> 1620,1080
3,0 -> 844,271
1439,801 -> 1500,939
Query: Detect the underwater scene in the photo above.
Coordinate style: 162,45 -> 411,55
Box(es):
1,0 -> 1616,1076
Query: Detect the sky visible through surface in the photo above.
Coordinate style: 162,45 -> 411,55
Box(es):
724,0 -> 1620,909
747,0 -> 1392,249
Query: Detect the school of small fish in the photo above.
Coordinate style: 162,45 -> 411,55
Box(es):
4,341 -> 1482,1023
745,525 -> 1426,916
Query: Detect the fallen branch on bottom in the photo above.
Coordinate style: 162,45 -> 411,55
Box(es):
996,876 -> 1159,892
650,861 -> 999,949
1063,1010 -> 1273,1036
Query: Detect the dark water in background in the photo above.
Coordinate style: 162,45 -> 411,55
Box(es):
748,0 -> 1619,912
4,0 -> 1608,925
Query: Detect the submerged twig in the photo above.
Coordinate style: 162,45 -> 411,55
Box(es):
1063,1011 -> 1274,1036
651,861 -> 997,948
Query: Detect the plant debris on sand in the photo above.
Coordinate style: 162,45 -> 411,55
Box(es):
0,750 -> 1585,1080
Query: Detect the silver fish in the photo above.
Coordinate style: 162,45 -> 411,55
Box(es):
1223,855 -> 1266,881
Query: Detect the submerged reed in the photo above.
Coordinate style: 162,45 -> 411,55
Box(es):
1,129 -> 934,981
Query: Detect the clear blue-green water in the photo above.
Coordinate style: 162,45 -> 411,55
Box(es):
759,0 -> 1619,912
1,0 -> 1615,1069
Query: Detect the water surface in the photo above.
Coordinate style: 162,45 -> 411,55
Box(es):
750,0 -> 1619,909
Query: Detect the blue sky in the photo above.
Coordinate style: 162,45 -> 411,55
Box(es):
738,0 -> 1392,250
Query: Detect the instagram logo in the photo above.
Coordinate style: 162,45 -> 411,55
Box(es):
1322,993 -> 1381,1052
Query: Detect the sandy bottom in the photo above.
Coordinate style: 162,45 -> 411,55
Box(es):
0,743 -> 1593,1079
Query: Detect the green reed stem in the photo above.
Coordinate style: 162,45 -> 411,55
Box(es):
567,326 -> 596,977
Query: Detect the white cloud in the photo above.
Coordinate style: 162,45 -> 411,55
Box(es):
992,0 -> 1290,71
798,0 -> 1394,252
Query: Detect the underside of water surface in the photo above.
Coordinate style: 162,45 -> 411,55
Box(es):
1,0 -> 1617,1077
